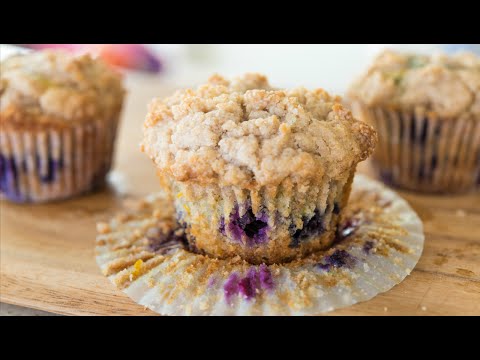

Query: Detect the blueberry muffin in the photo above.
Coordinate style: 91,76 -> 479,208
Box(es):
0,50 -> 125,202
142,74 -> 377,264
348,50 -> 480,193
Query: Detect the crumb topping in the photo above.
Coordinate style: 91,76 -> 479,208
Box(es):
0,50 -> 125,123
142,73 -> 377,187
348,50 -> 480,118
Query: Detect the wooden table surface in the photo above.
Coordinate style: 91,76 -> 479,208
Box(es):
1,74 -> 479,316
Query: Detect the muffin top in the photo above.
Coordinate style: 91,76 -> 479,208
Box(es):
0,50 -> 125,126
142,73 -> 377,188
348,50 -> 480,118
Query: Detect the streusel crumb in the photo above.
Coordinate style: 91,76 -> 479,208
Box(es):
0,50 -> 125,124
348,50 -> 480,118
142,73 -> 377,187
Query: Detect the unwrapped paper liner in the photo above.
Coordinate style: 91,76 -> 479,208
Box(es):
95,174 -> 424,315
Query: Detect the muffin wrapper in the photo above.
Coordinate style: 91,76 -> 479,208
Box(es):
0,117 -> 119,202
169,170 -> 355,264
95,174 -> 424,315
353,104 -> 480,193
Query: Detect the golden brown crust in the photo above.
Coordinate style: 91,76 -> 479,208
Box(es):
142,73 -> 377,188
0,104 -> 122,131
347,50 -> 480,118
0,50 -> 125,126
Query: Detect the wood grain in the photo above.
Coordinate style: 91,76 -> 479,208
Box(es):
1,74 -> 479,316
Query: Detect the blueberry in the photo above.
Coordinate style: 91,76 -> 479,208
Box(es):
317,263 -> 331,271
226,206 -> 269,246
333,202 -> 341,215
317,249 -> 356,271
290,209 -> 325,247
328,250 -> 355,267
37,156 -> 64,184
223,265 -> 274,304
147,229 -> 187,253
218,217 -> 226,236
0,154 -> 7,193
40,158 -> 55,183
8,157 -> 18,183
243,214 -> 268,239
0,155 -> 21,200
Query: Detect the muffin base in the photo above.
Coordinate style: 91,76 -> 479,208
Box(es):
352,103 -> 480,193
0,117 -> 119,203
95,174 -> 424,316
168,170 -> 355,264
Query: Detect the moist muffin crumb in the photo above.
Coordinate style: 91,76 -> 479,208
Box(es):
142,73 -> 377,264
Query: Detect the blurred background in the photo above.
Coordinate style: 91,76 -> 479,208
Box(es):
3,44 -> 480,94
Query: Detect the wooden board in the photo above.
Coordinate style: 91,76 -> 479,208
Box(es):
1,74 -> 480,316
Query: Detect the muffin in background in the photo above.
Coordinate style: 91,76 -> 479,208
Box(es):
0,50 -> 125,203
348,50 -> 480,193
142,74 -> 377,264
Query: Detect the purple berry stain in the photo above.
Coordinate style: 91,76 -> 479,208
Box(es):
36,155 -> 64,184
290,209 -> 325,247
224,206 -> 269,246
238,268 -> 259,299
224,273 -> 240,305
258,264 -> 274,290
207,276 -> 217,288
219,217 -> 226,236
147,228 -> 187,254
317,249 -> 356,272
0,154 -> 23,202
223,265 -> 274,305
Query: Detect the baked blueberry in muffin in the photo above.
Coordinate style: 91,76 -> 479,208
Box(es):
142,73 -> 376,264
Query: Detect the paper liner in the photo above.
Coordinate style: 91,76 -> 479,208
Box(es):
0,117 -> 119,203
166,169 -> 355,264
95,174 -> 424,315
351,103 -> 480,193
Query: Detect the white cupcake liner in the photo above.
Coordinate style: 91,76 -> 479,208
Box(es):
0,117 -> 119,203
95,174 -> 424,316
169,169 -> 355,264
353,103 -> 480,193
